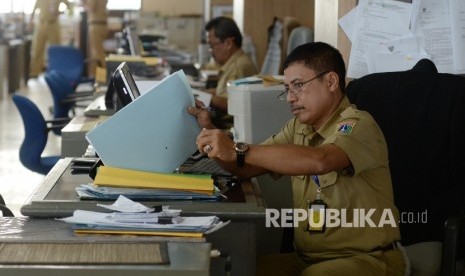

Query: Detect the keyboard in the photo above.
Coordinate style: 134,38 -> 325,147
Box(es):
180,158 -> 232,176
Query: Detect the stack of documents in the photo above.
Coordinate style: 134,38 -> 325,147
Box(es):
75,166 -> 219,200
60,196 -> 228,238
76,184 -> 220,201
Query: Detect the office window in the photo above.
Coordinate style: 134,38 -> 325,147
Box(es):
0,0 -> 35,13
0,0 -> 74,14
107,0 -> 141,10
0,0 -> 140,14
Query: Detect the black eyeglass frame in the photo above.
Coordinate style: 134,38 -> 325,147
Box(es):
277,71 -> 330,101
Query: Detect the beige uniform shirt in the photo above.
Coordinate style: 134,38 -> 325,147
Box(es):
215,49 -> 258,97
262,96 -> 401,261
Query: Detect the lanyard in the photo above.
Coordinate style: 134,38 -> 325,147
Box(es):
311,175 -> 321,200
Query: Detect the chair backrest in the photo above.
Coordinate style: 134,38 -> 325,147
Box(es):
47,45 -> 84,88
12,95 -> 59,175
346,59 -> 465,246
44,70 -> 75,120
286,26 -> 314,55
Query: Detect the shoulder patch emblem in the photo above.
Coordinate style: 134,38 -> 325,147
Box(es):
337,121 -> 356,135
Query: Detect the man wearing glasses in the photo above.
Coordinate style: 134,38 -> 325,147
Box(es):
189,42 -> 405,275
203,16 -> 258,129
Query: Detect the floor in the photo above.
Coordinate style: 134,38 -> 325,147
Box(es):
0,77 -> 61,216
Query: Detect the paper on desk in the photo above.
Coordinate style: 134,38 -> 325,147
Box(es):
60,209 -> 221,231
96,195 -> 153,213
86,70 -> 201,173
76,183 -> 220,201
60,197 -> 229,236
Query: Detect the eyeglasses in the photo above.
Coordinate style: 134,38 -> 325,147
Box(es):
208,40 -> 223,49
208,37 -> 234,50
277,71 -> 330,101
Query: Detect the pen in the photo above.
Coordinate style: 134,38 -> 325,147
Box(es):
113,217 -> 176,224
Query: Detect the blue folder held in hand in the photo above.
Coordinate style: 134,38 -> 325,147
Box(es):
86,70 -> 201,173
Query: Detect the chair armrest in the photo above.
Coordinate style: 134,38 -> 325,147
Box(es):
45,118 -> 71,124
0,204 -> 14,217
72,90 -> 95,97
61,95 -> 95,104
441,215 -> 465,276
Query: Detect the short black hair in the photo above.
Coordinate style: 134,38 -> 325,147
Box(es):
205,16 -> 242,48
283,42 -> 346,93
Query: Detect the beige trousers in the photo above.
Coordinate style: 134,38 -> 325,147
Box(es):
256,248 -> 405,276
30,21 -> 60,77
87,23 -> 107,77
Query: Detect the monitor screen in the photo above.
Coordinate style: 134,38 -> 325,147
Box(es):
112,62 -> 141,108
126,26 -> 142,56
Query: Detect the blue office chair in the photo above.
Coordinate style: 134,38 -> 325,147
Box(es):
12,94 -> 62,175
44,70 -> 75,120
47,45 -> 95,89
44,70 -> 94,130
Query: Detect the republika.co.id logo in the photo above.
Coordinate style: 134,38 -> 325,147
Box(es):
265,208 -> 428,229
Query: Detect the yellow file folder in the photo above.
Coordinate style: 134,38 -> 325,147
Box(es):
93,166 -> 214,195
74,229 -> 204,238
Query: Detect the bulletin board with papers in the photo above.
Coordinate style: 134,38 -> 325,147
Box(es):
339,0 -> 465,78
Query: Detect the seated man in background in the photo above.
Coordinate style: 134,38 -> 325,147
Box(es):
189,42 -> 405,276
204,16 -> 258,129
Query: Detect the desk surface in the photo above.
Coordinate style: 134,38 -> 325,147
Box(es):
0,217 -> 210,276
20,158 -> 265,275
21,158 -> 266,219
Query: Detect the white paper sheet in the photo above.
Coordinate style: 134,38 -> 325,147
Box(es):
412,0 -> 454,73
449,0 -> 465,74
366,34 -> 429,73
338,6 -> 358,43
347,0 -> 413,78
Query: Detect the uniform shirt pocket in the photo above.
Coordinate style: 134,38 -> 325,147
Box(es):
316,172 -> 350,210
317,171 -> 337,188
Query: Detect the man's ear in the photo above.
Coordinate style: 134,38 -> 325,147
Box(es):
327,72 -> 339,91
224,37 -> 235,51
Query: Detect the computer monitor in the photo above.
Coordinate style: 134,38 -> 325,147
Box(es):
126,26 -> 143,56
112,62 -> 141,108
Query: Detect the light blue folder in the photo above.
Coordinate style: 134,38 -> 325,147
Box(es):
86,70 -> 201,173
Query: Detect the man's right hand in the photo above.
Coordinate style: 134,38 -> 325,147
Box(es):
187,99 -> 216,130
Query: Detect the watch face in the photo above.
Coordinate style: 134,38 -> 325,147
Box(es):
235,142 -> 249,153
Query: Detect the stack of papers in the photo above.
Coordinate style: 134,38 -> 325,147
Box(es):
339,0 -> 465,76
60,196 -> 229,238
76,184 -> 220,201
75,166 -> 219,201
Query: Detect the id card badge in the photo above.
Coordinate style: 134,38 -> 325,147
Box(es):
307,199 -> 327,233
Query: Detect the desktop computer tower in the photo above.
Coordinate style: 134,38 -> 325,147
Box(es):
228,81 -> 292,144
